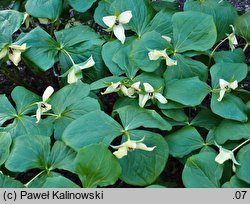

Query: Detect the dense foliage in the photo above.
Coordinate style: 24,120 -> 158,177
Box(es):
0,0 -> 250,188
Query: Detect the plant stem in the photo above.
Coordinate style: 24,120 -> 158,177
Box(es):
232,138 -> 250,152
62,49 -> 75,65
208,37 -> 228,67
24,170 -> 47,187
50,22 -> 55,36
243,43 -> 249,52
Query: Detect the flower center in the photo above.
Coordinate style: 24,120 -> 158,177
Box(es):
115,20 -> 120,26
149,92 -> 154,97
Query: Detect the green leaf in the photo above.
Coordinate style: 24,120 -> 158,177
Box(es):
235,12 -> 250,44
191,108 -> 222,130
119,130 -> 169,186
214,119 -> 250,144
222,175 -> 250,188
210,63 -> 248,88
114,105 -> 171,131
50,82 -> 100,139
172,11 -> 217,53
131,31 -> 170,72
0,95 -> 16,126
134,72 -> 165,89
5,135 -> 51,172
162,109 -> 188,122
0,173 -> 24,188
0,116 -> 53,139
102,40 -> 124,76
16,27 -> 59,71
62,110 -> 123,151
164,54 -> 208,81
146,184 -> 166,188
0,10 -> 24,42
165,126 -> 204,158
75,143 -> 121,188
112,37 -> 138,78
184,0 -> 237,41
25,0 -> 62,21
94,0 -> 114,28
11,86 -> 40,115
213,49 -> 246,64
182,152 -> 223,187
211,93 -> 248,122
165,77 -> 211,106
48,141 -> 76,172
110,0 -> 155,36
67,0 -> 96,13
27,171 -> 59,188
144,8 -> 174,35
42,175 -> 80,188
0,132 -> 12,165
236,143 -> 250,184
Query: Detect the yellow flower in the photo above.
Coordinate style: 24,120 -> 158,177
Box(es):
103,11 -> 132,44
36,86 -> 54,123
0,43 -> 27,66
111,137 -> 156,159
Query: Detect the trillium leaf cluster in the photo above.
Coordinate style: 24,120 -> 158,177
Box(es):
0,0 -> 250,188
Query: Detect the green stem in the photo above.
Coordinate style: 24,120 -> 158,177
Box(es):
50,22 -> 55,36
232,139 -> 250,152
62,49 -> 75,65
24,170 -> 47,187
208,37 -> 228,67
243,43 -> 249,52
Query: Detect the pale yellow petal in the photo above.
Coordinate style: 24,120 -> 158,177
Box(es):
36,105 -> 42,123
79,56 -> 95,70
113,24 -> 126,44
154,93 -> 168,104
165,55 -> 177,66
136,143 -> 156,151
139,94 -> 150,108
42,86 -> 54,102
131,81 -> 141,91
67,68 -> 78,84
217,89 -> 226,102
38,18 -> 49,24
229,80 -> 238,90
41,103 -> 52,113
161,35 -> 172,42
143,83 -> 154,93
0,48 -> 8,60
9,50 -> 21,66
101,82 -> 121,95
148,50 -> 166,61
219,79 -> 230,89
118,10 -> 132,24
113,146 -> 128,159
102,15 -> 116,28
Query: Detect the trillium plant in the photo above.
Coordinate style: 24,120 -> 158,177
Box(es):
0,0 -> 250,188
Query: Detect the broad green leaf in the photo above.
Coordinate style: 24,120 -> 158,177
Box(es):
0,116 -> 53,139
162,109 -> 188,122
42,175 -> 80,188
75,143 -> 121,188
102,40 -> 124,76
11,86 -> 40,115
0,95 -> 16,126
173,11 -> 217,53
110,0 -> 155,36
67,0 -> 96,13
213,49 -> 245,64
165,126 -> 204,158
25,0 -> 62,21
235,12 -> 250,44
16,27 -> 59,71
0,173 -> 24,188
119,130 -> 169,186
0,132 -> 12,165
210,63 -> 248,88
131,31 -> 170,72
164,54 -> 208,81
114,105 -> 171,131
191,109 -> 222,130
62,110 -> 123,151
236,143 -> 250,184
184,0 -> 237,41
182,152 -> 223,187
211,93 -> 248,122
214,119 -> 250,144
50,82 -> 100,139
27,171 -> 60,188
165,77 -> 211,106
48,141 -> 76,172
146,184 -> 166,188
94,0 -> 114,28
112,37 -> 138,78
0,10 -> 24,42
5,135 -> 51,172
145,9 -> 174,35
55,25 -> 103,74
222,175 -> 250,188
134,72 -> 165,90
